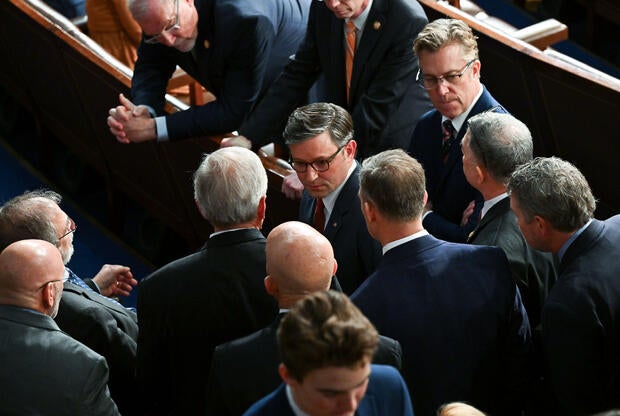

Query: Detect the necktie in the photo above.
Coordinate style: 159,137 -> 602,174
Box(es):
66,267 -> 124,308
441,119 -> 456,163
345,20 -> 357,103
314,198 -> 325,232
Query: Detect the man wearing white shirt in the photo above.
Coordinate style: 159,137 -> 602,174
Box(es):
352,149 -> 531,416
282,103 -> 381,294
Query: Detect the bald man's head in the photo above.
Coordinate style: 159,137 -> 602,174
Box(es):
265,221 -> 336,308
0,239 -> 66,317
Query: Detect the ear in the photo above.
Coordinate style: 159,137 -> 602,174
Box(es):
471,59 -> 482,78
332,258 -> 338,277
345,139 -> 357,159
361,200 -> 375,223
279,364 -> 299,387
423,190 -> 428,207
264,275 -> 277,296
533,215 -> 547,234
473,165 -> 485,186
41,282 -> 57,312
194,199 -> 206,219
256,196 -> 267,227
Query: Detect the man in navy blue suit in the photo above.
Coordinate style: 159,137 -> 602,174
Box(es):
280,102 -> 381,294
107,0 -> 310,143
408,19 -> 508,243
508,157 -> 620,414
244,290 -> 413,416
351,149 -> 531,416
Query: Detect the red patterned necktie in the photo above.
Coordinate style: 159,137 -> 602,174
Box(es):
441,119 -> 456,163
314,198 -> 325,232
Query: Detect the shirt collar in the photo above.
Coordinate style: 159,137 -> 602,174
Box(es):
322,162 -> 357,222
209,227 -> 255,238
442,85 -> 483,135
557,219 -> 593,263
383,229 -> 429,255
481,192 -> 508,219
347,0 -> 373,34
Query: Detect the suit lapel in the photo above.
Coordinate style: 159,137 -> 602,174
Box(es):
324,163 -> 360,240
468,196 -> 509,242
558,220 -> 603,274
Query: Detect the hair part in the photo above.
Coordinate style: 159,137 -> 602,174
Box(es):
283,102 -> 354,148
193,147 -> 267,228
508,157 -> 596,231
466,112 -> 533,184
278,291 -> 378,381
0,190 -> 62,252
414,18 -> 479,61
360,149 -> 426,222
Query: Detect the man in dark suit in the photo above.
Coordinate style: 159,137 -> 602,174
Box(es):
137,147 -> 278,415
508,157 -> 620,414
244,291 -> 413,416
0,239 -> 119,415
0,190 -> 139,415
408,19 -> 508,243
462,112 -> 556,330
351,149 -> 531,415
277,102 -> 381,294
107,0 -> 310,143
207,221 -> 401,415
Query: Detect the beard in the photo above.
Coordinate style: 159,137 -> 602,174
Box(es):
60,242 -> 74,265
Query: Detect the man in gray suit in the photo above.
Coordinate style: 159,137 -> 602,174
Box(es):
0,239 -> 119,415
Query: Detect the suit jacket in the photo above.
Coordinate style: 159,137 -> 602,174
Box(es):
131,0 -> 310,140
136,228 -> 278,415
542,216 -> 620,414
299,163 -> 382,294
469,196 -> 557,330
408,86 -> 507,242
0,305 -> 119,415
240,0 -> 432,158
243,364 -> 413,416
56,280 -> 139,415
351,234 -> 531,416
207,313 -> 403,415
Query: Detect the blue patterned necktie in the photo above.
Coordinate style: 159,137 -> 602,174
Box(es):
65,268 -> 124,308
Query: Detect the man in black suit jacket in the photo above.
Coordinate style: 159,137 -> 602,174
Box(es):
207,221 -> 401,415
462,112 -> 556,330
137,147 -> 278,415
0,239 -> 119,415
0,190 -> 139,415
352,149 -> 531,415
408,19 -> 508,243
276,103 -> 381,294
509,157 -> 620,414
107,0 -> 310,143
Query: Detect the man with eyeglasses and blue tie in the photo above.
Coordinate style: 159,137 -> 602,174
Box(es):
0,239 -> 120,415
0,190 -> 139,415
407,18 -> 508,243
283,102 -> 381,295
107,0 -> 311,144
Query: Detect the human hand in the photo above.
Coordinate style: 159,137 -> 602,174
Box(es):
107,93 -> 156,143
220,135 -> 252,149
460,200 -> 476,227
281,171 -> 303,200
92,264 -> 138,297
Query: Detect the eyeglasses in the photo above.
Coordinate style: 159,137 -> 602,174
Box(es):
289,142 -> 349,173
417,59 -> 476,90
144,0 -> 181,45
58,217 -> 77,240
36,269 -> 70,291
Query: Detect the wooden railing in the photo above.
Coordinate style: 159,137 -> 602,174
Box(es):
420,0 -> 620,219
0,0 -> 297,250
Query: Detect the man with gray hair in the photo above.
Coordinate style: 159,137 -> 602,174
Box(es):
136,146 -> 278,414
508,157 -> 620,414
352,149 -> 531,415
283,102 -> 381,294
462,112 -> 556,330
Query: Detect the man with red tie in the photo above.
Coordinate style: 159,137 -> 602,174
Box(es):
282,102 -> 381,295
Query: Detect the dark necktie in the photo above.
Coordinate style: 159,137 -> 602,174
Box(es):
441,119 -> 456,163
314,198 -> 325,232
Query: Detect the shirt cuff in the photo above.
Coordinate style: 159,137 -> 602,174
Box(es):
155,116 -> 169,142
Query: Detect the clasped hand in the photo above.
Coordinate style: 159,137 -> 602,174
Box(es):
107,93 -> 156,143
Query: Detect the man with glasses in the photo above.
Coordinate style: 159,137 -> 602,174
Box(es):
0,190 -> 139,415
407,18 -> 508,243
0,239 -> 120,415
107,0 -> 311,144
282,102 -> 381,294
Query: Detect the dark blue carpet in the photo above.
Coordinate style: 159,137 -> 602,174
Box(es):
0,138 -> 153,309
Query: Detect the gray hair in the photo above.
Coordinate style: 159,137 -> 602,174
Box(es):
0,190 -> 62,251
360,149 -> 426,222
283,102 -> 353,148
128,0 -> 172,23
193,147 -> 267,228
508,157 -> 596,231
466,112 -> 533,185
414,18 -> 479,61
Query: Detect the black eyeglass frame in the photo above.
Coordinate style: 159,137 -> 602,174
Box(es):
288,141 -> 350,173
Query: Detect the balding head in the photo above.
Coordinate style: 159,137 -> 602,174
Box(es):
0,239 -> 66,317
265,221 -> 336,308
